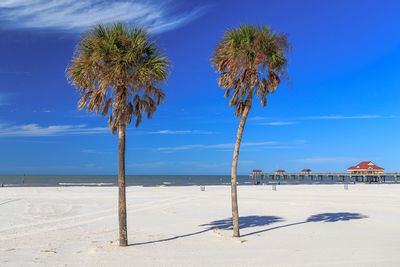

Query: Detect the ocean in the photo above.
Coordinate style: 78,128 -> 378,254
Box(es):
0,174 -> 250,187
0,174 -> 396,187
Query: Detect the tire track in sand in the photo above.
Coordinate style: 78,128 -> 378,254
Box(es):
0,195 -> 192,241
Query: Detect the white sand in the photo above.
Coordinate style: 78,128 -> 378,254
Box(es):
1,184 -> 400,266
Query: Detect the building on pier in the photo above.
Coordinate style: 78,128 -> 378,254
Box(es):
347,161 -> 384,174
301,169 -> 312,174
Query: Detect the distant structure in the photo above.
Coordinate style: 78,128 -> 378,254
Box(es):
249,161 -> 397,184
251,169 -> 263,183
347,161 -> 384,174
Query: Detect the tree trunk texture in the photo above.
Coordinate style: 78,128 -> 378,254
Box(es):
118,124 -> 128,246
231,105 -> 251,237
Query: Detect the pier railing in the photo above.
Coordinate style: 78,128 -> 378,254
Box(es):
249,172 -> 400,183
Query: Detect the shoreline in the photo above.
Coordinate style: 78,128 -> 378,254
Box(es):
1,174 -> 397,188
1,181 -> 397,188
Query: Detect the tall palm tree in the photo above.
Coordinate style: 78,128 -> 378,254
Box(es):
66,23 -> 170,246
211,24 -> 290,237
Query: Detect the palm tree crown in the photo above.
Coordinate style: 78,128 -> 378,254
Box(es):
211,24 -> 290,115
67,23 -> 170,132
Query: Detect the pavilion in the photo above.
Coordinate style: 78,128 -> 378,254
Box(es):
347,161 -> 384,174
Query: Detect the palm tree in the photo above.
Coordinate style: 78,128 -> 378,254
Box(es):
211,24 -> 290,237
66,23 -> 170,246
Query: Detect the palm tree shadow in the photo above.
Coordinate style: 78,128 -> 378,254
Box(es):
129,228 -> 210,246
242,212 -> 368,237
129,212 -> 367,246
200,215 -> 284,230
129,215 -> 283,246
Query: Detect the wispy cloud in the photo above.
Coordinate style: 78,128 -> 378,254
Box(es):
302,115 -> 395,120
249,116 -> 268,121
259,121 -> 297,126
0,123 -> 216,137
178,160 -> 255,170
290,157 -> 362,164
157,141 -> 278,152
179,161 -> 230,170
239,160 -> 255,165
0,163 -> 101,171
0,0 -> 206,33
128,161 -> 166,169
254,114 -> 395,126
82,149 -> 107,154
242,141 -> 279,146
149,130 -> 214,135
0,123 -> 108,136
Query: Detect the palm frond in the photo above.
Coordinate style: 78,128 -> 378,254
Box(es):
66,23 -> 171,133
211,24 -> 290,116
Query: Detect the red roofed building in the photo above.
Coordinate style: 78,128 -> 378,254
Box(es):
301,169 -> 311,173
347,161 -> 384,174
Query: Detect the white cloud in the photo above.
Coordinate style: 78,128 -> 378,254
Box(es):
149,130 -> 214,135
157,141 -> 278,152
0,0 -> 206,33
290,157 -> 362,164
252,114 -> 394,126
0,163 -> 100,171
128,161 -> 166,168
82,149 -> 107,154
249,116 -> 267,121
241,141 -> 278,146
302,115 -> 395,120
259,121 -> 296,126
294,139 -> 308,145
239,160 -> 255,165
157,144 -> 204,151
0,123 -> 108,136
180,161 -> 230,170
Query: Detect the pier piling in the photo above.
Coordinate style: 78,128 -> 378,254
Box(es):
249,172 -> 400,184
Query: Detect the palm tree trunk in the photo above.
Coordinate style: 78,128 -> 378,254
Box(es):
118,124 -> 128,246
231,105 -> 251,237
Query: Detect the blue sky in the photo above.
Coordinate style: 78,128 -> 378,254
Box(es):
0,0 -> 400,174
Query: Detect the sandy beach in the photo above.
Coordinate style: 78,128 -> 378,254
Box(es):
1,184 -> 400,266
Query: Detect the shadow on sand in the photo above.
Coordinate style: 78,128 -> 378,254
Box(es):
129,212 -> 367,246
241,212 -> 368,237
199,215 -> 284,230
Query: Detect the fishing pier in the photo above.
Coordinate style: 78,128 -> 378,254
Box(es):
249,161 -> 399,184
250,171 -> 399,183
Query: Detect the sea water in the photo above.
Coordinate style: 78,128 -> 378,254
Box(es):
0,174 -> 251,187
0,174 -> 395,187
